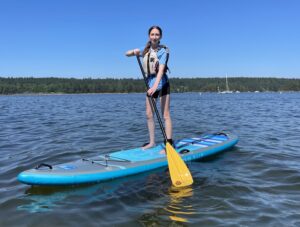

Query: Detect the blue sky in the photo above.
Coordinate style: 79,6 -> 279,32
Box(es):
0,0 -> 299,78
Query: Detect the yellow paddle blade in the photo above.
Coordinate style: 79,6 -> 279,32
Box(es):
165,142 -> 193,187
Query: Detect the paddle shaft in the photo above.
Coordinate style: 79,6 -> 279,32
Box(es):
136,55 -> 168,142
136,55 -> 194,188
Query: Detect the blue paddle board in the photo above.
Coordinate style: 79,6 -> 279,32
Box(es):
18,132 -> 238,186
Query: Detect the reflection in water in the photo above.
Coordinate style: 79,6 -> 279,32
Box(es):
164,186 -> 197,223
17,168 -> 165,213
17,183 -> 108,213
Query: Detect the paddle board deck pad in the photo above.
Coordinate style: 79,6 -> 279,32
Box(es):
18,132 -> 238,185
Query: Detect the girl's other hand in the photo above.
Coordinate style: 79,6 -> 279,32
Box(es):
132,49 -> 140,56
147,85 -> 158,96
126,49 -> 140,57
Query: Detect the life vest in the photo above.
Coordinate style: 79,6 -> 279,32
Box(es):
143,45 -> 169,77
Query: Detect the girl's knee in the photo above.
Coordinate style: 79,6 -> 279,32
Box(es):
146,111 -> 154,119
163,112 -> 171,121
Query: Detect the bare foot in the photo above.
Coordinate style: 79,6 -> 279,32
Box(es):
159,149 -> 166,155
142,143 -> 156,150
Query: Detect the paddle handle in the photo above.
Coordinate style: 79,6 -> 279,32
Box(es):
136,56 -> 168,141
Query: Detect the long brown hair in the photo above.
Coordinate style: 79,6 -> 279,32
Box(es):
142,26 -> 162,57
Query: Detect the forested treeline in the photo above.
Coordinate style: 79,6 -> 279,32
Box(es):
0,77 -> 299,94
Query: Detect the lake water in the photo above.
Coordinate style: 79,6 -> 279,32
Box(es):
1,92 -> 300,226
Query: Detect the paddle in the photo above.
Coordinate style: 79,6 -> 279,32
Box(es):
136,55 -> 193,187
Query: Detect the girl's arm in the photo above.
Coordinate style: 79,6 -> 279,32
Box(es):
125,49 -> 140,57
147,64 -> 166,96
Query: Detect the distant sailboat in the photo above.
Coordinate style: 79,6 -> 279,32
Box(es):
218,74 -> 233,94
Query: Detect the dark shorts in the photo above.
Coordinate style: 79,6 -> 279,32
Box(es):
151,82 -> 170,99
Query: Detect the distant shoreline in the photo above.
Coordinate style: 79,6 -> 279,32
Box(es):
1,77 -> 300,94
0,92 -> 135,96
1,91 -> 299,97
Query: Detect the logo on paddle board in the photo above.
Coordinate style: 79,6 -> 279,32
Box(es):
175,181 -> 182,186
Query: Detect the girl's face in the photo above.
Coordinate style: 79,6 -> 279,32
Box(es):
149,28 -> 161,45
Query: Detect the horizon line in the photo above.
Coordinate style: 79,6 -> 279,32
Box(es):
1,75 -> 299,80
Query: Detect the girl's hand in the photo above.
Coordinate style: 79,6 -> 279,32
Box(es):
147,84 -> 158,96
125,49 -> 140,57
132,49 -> 140,56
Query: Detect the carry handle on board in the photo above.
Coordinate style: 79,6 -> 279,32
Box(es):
136,55 -> 193,187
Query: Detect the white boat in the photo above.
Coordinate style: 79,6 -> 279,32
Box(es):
218,74 -> 233,94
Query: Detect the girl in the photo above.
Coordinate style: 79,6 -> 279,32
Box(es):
126,26 -> 173,150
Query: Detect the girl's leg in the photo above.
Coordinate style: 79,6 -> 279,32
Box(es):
160,94 -> 172,141
142,97 -> 156,149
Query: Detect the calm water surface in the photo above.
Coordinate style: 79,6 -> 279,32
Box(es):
1,92 -> 300,226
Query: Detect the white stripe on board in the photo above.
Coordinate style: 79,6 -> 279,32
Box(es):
193,144 -> 208,147
205,139 -> 223,143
